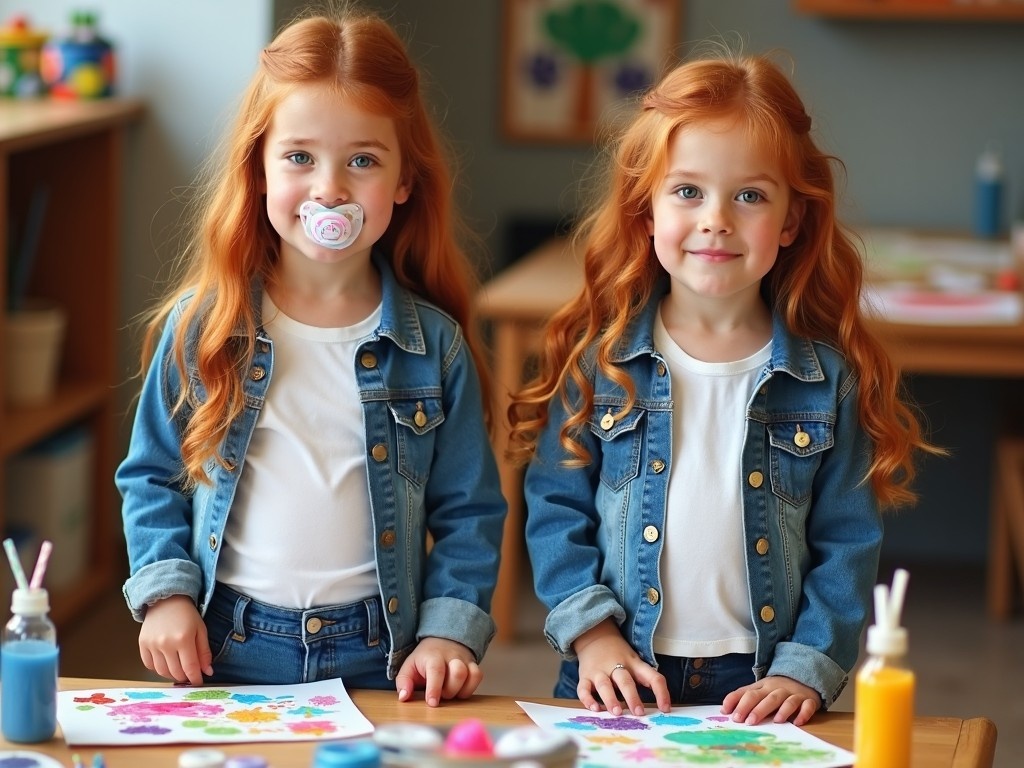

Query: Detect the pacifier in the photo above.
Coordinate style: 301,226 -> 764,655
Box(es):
299,201 -> 363,249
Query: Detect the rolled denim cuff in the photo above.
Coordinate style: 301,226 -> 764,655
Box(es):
767,640 -> 849,709
417,596 -> 496,662
543,584 -> 627,660
122,559 -> 202,622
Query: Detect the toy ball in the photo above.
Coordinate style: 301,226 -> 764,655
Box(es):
40,11 -> 115,99
444,717 -> 495,756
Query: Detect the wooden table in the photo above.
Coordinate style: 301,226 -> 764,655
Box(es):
0,678 -> 997,767
476,237 -> 1024,643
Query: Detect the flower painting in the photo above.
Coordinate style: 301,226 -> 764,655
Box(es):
502,0 -> 680,143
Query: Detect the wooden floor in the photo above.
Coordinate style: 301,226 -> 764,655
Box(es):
63,560 -> 1022,767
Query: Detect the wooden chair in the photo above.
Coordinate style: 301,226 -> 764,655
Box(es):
987,435 -> 1024,618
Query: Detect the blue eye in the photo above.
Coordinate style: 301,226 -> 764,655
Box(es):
738,190 -> 762,203
677,185 -> 700,199
350,154 -> 375,169
287,152 -> 312,166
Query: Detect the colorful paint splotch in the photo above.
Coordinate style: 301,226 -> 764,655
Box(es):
57,679 -> 373,746
516,701 -> 855,767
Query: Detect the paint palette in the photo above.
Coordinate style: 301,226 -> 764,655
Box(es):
373,721 -> 578,767
0,752 -> 66,768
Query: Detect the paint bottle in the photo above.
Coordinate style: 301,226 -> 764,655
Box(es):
310,741 -> 381,768
0,587 -> 58,743
854,569 -> 914,768
178,749 -> 227,768
973,146 -> 1003,239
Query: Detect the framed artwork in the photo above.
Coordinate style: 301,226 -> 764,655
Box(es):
502,0 -> 681,144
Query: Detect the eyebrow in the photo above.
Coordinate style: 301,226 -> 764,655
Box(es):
273,137 -> 393,152
665,170 -> 781,187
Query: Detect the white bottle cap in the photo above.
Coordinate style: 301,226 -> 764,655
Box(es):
11,588 -> 49,615
976,148 -> 1002,181
865,569 -> 909,657
178,749 -> 227,768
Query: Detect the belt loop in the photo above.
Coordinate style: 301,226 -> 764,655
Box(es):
364,597 -> 380,648
231,592 -> 250,642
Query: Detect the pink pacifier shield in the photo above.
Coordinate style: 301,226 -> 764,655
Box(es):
299,201 -> 363,249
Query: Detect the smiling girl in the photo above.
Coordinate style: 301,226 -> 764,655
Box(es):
510,52 -> 938,725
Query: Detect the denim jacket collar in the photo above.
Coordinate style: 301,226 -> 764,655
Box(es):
243,249 -> 427,355
610,278 -> 827,384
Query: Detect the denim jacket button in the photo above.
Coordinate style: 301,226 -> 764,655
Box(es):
306,617 -> 323,634
650,459 -> 666,474
643,525 -> 659,543
794,428 -> 811,448
760,605 -> 775,622
755,538 -> 769,555
747,471 -> 764,488
600,412 -> 615,430
208,534 -> 217,551
646,587 -> 660,605
249,365 -> 266,381
360,352 -> 378,369
656,362 -> 666,376
371,443 -> 388,462
380,529 -> 396,548
387,597 -> 399,614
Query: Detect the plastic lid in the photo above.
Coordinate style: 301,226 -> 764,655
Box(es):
312,742 -> 381,768
178,749 -> 227,768
866,623 -> 908,657
223,757 -> 268,768
866,568 -> 909,658
11,587 -> 49,615
976,148 -> 1002,180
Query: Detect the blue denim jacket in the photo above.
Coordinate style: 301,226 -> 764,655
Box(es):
524,285 -> 882,708
116,252 -> 507,678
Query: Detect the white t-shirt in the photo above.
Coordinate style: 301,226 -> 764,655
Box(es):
652,308 -> 770,658
217,293 -> 381,608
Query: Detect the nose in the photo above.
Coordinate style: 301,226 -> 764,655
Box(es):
311,168 -> 349,207
699,198 -> 732,235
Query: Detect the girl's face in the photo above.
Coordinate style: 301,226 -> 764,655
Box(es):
262,82 -> 410,268
647,117 -> 802,305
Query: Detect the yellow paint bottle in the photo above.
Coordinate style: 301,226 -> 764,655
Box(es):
854,569 -> 914,768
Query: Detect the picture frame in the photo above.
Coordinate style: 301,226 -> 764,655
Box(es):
501,0 -> 681,144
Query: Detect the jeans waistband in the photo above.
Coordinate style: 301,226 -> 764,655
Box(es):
209,583 -> 381,645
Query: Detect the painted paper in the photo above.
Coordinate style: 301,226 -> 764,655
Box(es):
57,679 -> 373,746
516,701 -> 855,767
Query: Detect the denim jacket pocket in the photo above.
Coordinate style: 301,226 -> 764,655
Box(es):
390,397 -> 444,486
766,419 -> 833,506
589,406 -> 645,491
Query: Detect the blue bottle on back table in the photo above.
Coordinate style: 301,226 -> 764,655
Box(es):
1,587 -> 59,742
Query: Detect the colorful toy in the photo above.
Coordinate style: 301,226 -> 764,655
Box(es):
40,11 -> 114,99
443,718 -> 495,757
0,15 -> 48,98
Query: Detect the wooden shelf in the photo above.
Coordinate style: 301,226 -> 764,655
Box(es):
1,97 -> 143,632
794,0 -> 1024,19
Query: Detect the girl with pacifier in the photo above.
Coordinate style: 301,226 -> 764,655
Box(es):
117,8 -> 506,706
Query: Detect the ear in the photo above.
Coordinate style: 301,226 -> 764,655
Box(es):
394,177 -> 412,206
780,196 -> 805,247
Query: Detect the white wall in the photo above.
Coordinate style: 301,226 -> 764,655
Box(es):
1,0 -> 274,427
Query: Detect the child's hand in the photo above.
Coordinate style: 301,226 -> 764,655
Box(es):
721,675 -> 821,725
138,594 -> 213,686
573,620 -> 671,716
394,636 -> 482,707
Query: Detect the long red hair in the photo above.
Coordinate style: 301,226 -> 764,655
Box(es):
509,53 -> 938,508
138,11 -> 487,488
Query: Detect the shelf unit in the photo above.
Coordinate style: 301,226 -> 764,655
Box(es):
794,0 -> 1024,19
0,97 -> 144,628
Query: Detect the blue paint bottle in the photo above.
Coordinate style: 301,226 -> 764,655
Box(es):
973,147 -> 1003,239
0,588 -> 59,743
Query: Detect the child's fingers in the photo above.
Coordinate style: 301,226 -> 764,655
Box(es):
421,658 -> 447,707
440,659 -> 469,699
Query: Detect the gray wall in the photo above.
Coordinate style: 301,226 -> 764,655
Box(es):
12,1 -> 1021,563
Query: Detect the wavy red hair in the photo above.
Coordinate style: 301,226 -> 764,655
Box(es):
138,10 -> 487,488
509,53 -> 939,508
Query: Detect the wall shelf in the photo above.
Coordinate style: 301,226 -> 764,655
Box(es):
794,1 -> 1024,19
1,97 -> 144,629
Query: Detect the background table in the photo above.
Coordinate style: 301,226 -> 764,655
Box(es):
476,236 -> 1024,643
0,678 -> 998,767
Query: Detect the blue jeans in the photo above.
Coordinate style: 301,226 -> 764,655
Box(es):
204,583 -> 392,688
554,653 -> 756,705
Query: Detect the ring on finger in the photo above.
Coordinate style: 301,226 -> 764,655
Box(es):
611,663 -> 626,675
